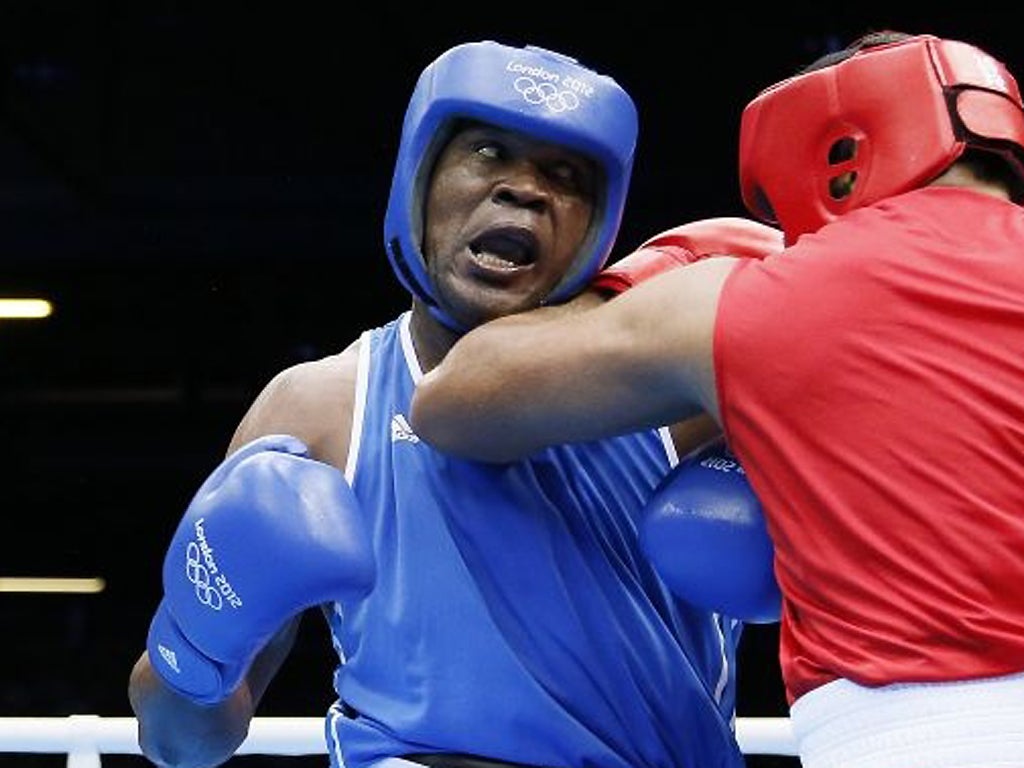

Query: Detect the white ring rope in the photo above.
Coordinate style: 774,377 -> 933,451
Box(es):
0,715 -> 797,764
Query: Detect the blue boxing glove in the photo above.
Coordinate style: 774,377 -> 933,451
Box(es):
640,437 -> 781,623
146,434 -> 375,704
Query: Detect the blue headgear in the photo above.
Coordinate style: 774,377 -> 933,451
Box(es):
384,40 -> 638,331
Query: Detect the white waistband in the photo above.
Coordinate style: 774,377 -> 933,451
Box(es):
790,672 -> 1024,768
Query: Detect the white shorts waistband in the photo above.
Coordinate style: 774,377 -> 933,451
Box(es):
790,672 -> 1024,768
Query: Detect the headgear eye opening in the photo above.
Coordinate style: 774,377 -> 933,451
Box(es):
827,137 -> 859,202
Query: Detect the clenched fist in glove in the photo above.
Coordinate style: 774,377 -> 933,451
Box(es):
591,217 -> 784,296
146,434 -> 375,704
640,437 -> 781,624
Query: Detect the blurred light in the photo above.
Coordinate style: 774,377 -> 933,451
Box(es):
0,577 -> 105,594
0,299 -> 53,318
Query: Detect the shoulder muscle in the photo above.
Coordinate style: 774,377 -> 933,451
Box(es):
230,338 -> 361,468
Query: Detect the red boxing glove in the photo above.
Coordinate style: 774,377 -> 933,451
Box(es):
591,217 -> 784,296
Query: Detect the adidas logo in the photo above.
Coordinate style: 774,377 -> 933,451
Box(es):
157,644 -> 180,673
391,414 -> 420,444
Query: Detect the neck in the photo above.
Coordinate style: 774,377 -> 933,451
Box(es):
409,300 -> 463,373
929,164 -> 1012,201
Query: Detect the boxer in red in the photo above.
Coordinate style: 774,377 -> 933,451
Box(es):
412,31 -> 1024,767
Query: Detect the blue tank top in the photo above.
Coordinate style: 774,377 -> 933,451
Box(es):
324,312 -> 745,768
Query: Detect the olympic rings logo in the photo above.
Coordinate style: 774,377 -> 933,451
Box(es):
186,541 -> 224,610
514,77 -> 580,112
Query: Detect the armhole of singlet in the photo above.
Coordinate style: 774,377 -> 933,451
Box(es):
656,423 -> 731,704
657,425 -> 679,468
398,311 -> 424,383
344,329 -> 372,485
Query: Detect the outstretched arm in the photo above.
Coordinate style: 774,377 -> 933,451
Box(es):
411,256 -> 738,462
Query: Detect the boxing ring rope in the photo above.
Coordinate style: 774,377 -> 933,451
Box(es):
0,716 -> 797,766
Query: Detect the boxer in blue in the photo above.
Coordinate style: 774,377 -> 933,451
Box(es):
128,40 -> 781,768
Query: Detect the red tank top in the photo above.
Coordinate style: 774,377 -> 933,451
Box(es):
715,187 -> 1024,703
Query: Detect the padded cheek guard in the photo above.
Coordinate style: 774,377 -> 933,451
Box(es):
384,40 -> 638,331
739,35 -> 1024,245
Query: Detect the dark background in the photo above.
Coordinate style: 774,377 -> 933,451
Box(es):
2,3 -> 1019,767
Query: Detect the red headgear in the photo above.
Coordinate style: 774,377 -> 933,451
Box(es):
739,35 -> 1024,244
